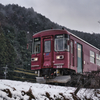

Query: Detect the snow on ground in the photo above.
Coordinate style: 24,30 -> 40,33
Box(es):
0,80 -> 100,100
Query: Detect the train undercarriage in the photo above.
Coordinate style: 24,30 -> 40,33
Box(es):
35,68 -> 100,88
35,68 -> 75,84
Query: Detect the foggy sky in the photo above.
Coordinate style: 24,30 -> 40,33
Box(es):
0,0 -> 100,33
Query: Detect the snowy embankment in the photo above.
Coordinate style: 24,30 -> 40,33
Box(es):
0,80 -> 100,100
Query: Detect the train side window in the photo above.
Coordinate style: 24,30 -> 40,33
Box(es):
71,41 -> 73,54
90,51 -> 95,63
96,54 -> 100,66
77,44 -> 81,58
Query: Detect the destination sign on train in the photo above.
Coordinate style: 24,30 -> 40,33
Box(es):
34,38 -> 40,41
55,35 -> 63,38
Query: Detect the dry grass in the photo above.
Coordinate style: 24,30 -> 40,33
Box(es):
21,87 -> 35,100
42,92 -> 53,100
1,86 -> 100,100
59,93 -> 69,100
2,88 -> 12,98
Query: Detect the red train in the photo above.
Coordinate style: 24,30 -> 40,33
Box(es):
31,29 -> 100,83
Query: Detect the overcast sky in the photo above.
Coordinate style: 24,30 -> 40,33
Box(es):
0,0 -> 100,33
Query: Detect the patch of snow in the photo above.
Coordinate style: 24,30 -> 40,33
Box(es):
0,79 -> 100,100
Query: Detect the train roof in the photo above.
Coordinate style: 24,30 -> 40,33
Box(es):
33,29 -> 100,51
69,31 -> 100,52
33,29 -> 69,36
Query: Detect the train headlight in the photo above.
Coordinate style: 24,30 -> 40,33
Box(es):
56,55 -> 64,59
56,56 -> 60,59
31,57 -> 38,61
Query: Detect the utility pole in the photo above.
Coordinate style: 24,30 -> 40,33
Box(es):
3,65 -> 8,79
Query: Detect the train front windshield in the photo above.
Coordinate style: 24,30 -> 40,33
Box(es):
55,34 -> 68,51
33,37 -> 40,54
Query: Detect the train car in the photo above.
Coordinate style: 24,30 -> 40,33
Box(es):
31,29 -> 100,83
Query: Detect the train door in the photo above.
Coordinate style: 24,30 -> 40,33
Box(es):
70,40 -> 74,67
42,36 -> 53,68
77,43 -> 83,73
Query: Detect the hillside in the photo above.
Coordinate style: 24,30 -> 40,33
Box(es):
0,3 -> 100,80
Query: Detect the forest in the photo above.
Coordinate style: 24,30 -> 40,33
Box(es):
0,4 -> 100,81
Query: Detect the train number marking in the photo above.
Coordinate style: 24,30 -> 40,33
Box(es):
57,65 -> 62,68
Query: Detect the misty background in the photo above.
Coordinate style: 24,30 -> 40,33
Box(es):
0,0 -> 100,33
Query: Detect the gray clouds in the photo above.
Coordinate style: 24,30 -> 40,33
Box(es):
0,0 -> 100,33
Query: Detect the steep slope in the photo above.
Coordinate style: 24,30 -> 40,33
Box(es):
0,3 -> 100,80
